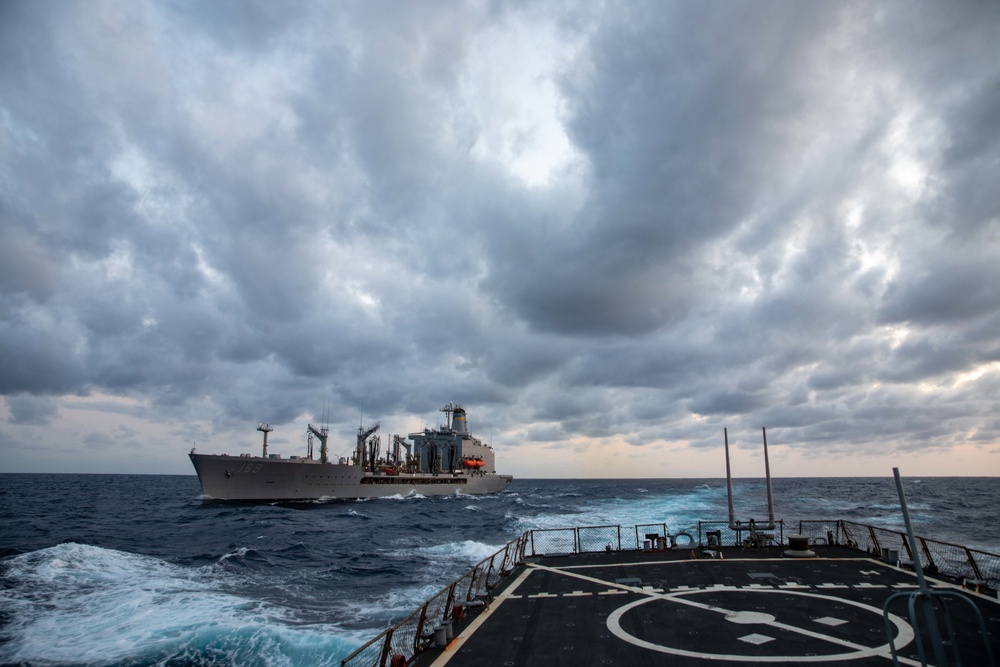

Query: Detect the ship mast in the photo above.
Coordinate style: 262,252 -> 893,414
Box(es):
763,427 -> 776,528
725,427 -> 776,531
257,422 -> 272,458
725,428 -> 736,529
441,401 -> 458,430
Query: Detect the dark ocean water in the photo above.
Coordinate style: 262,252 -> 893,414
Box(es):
1,474 -> 998,666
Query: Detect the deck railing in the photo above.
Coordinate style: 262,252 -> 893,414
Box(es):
527,524 -> 623,554
340,520 -> 999,667
340,533 -> 527,667
797,519 -> 1000,590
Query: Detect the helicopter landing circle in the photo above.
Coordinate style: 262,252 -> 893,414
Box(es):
606,586 -> 915,663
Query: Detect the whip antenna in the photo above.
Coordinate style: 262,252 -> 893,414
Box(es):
725,428 -> 736,529
763,427 -> 775,528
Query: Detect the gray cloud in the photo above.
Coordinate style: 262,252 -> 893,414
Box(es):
881,256 -> 1000,326
6,395 -> 59,426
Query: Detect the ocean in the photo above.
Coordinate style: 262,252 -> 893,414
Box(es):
2,475 -> 998,666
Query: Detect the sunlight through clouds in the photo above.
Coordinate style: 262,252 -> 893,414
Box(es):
463,11 -> 583,187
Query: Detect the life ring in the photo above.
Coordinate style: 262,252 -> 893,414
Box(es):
389,654 -> 407,667
672,532 -> 694,548
812,537 -> 827,545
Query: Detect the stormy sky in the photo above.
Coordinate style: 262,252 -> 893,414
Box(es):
2,1 -> 999,478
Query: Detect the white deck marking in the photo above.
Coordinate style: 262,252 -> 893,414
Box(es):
606,589 -> 919,664
524,561 -> 920,665
428,565 -> 535,667
433,558 -> 942,666
727,611 -> 775,624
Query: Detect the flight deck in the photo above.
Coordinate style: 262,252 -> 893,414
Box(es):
417,545 -> 999,667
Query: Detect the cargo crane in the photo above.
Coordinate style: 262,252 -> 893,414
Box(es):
307,423 -> 329,463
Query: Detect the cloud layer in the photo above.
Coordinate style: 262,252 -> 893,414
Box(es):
2,0 -> 999,476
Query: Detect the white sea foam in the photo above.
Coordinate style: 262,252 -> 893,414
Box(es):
334,581 -> 443,622
374,491 -> 427,501
218,546 -> 253,562
0,543 -> 366,666
866,501 -> 930,511
510,486 -> 721,536
417,539 -> 503,565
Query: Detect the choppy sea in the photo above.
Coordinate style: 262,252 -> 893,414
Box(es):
1,474 -> 998,666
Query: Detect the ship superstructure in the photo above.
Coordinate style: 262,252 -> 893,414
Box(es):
189,403 -> 512,501
408,402 -> 497,475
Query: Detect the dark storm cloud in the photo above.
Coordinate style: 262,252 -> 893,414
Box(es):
881,256 -> 1000,326
483,3 -> 841,336
689,390 -> 767,418
1,0 -> 999,472
6,395 -> 59,426
0,228 -> 59,301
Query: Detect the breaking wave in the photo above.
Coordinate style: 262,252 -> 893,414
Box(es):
0,543 -> 363,667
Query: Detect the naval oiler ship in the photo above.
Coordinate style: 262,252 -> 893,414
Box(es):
189,403 -> 513,501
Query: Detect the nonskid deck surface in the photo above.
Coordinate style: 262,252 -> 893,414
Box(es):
417,546 -> 1000,667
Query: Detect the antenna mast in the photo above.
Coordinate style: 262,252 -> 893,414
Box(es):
257,422 -> 273,458
725,428 -> 736,529
725,427 -> 776,530
763,427 -> 775,528
441,401 -> 457,429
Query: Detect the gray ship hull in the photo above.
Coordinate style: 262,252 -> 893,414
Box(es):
189,452 -> 513,501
